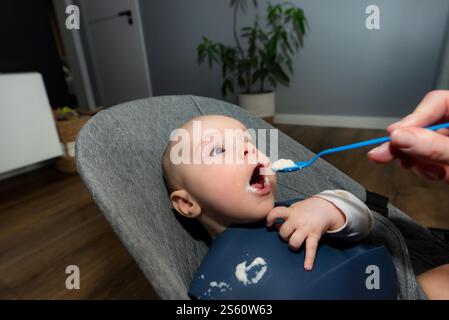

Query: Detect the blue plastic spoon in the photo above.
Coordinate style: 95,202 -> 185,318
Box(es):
273,122 -> 449,173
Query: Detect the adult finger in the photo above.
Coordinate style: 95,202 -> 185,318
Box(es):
367,142 -> 396,163
390,127 -> 449,165
399,153 -> 416,169
412,162 -> 449,182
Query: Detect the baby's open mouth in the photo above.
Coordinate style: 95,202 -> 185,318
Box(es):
247,164 -> 270,195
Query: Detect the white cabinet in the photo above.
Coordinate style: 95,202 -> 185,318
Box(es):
0,73 -> 63,174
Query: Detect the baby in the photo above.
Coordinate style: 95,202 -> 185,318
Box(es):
162,114 -> 449,299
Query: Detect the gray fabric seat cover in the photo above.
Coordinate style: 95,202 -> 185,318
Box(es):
76,95 -> 449,299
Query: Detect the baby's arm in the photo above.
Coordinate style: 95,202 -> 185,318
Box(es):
313,190 -> 373,241
266,190 -> 373,270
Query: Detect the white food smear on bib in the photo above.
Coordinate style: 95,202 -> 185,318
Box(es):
272,159 -> 295,171
203,281 -> 232,297
210,281 -> 232,292
235,257 -> 267,285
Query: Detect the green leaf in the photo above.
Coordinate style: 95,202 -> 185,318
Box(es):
230,0 -> 256,12
272,63 -> 290,86
268,75 -> 277,88
280,30 -> 293,54
206,46 -> 216,68
258,29 -> 268,42
252,70 -> 260,84
286,57 -> 293,73
221,78 -> 234,96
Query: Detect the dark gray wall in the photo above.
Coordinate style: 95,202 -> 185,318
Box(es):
139,0 -> 449,117
0,0 -> 72,108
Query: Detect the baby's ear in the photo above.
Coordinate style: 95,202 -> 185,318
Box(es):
170,189 -> 201,218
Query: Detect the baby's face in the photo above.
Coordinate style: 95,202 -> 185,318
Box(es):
175,116 -> 276,224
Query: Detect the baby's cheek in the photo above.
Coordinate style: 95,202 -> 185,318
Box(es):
203,174 -> 237,198
221,177 -> 244,200
219,167 -> 245,186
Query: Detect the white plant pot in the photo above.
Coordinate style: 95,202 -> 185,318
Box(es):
238,91 -> 275,118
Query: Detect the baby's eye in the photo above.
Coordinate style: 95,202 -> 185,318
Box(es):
210,146 -> 225,156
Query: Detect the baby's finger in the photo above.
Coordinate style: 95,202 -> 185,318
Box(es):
278,221 -> 295,241
288,230 -> 306,251
266,206 -> 290,227
304,235 -> 320,271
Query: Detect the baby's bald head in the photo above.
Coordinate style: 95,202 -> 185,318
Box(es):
162,115 -> 235,193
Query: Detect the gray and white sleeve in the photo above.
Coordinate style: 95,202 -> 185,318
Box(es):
313,190 -> 374,241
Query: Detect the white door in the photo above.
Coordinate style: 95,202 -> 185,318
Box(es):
79,0 -> 152,107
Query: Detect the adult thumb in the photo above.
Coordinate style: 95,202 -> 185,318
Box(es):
390,127 -> 449,165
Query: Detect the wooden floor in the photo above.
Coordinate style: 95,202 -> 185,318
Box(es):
0,167 -> 158,299
1,125 -> 448,299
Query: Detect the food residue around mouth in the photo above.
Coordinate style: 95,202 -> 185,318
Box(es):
246,164 -> 270,194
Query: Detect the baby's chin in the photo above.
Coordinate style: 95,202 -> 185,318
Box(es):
240,196 -> 275,222
259,195 -> 275,211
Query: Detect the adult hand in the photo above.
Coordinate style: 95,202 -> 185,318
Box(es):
368,90 -> 449,182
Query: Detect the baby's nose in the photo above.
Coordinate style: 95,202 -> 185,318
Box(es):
244,142 -> 257,158
258,152 -> 271,168
246,143 -> 270,165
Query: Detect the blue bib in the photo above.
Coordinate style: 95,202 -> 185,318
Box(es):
189,199 -> 398,300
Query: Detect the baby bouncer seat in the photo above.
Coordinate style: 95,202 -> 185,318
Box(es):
75,95 -> 449,299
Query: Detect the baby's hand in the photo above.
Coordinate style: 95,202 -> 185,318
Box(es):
266,197 -> 346,270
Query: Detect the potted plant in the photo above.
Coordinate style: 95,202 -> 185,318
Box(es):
196,0 -> 307,118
